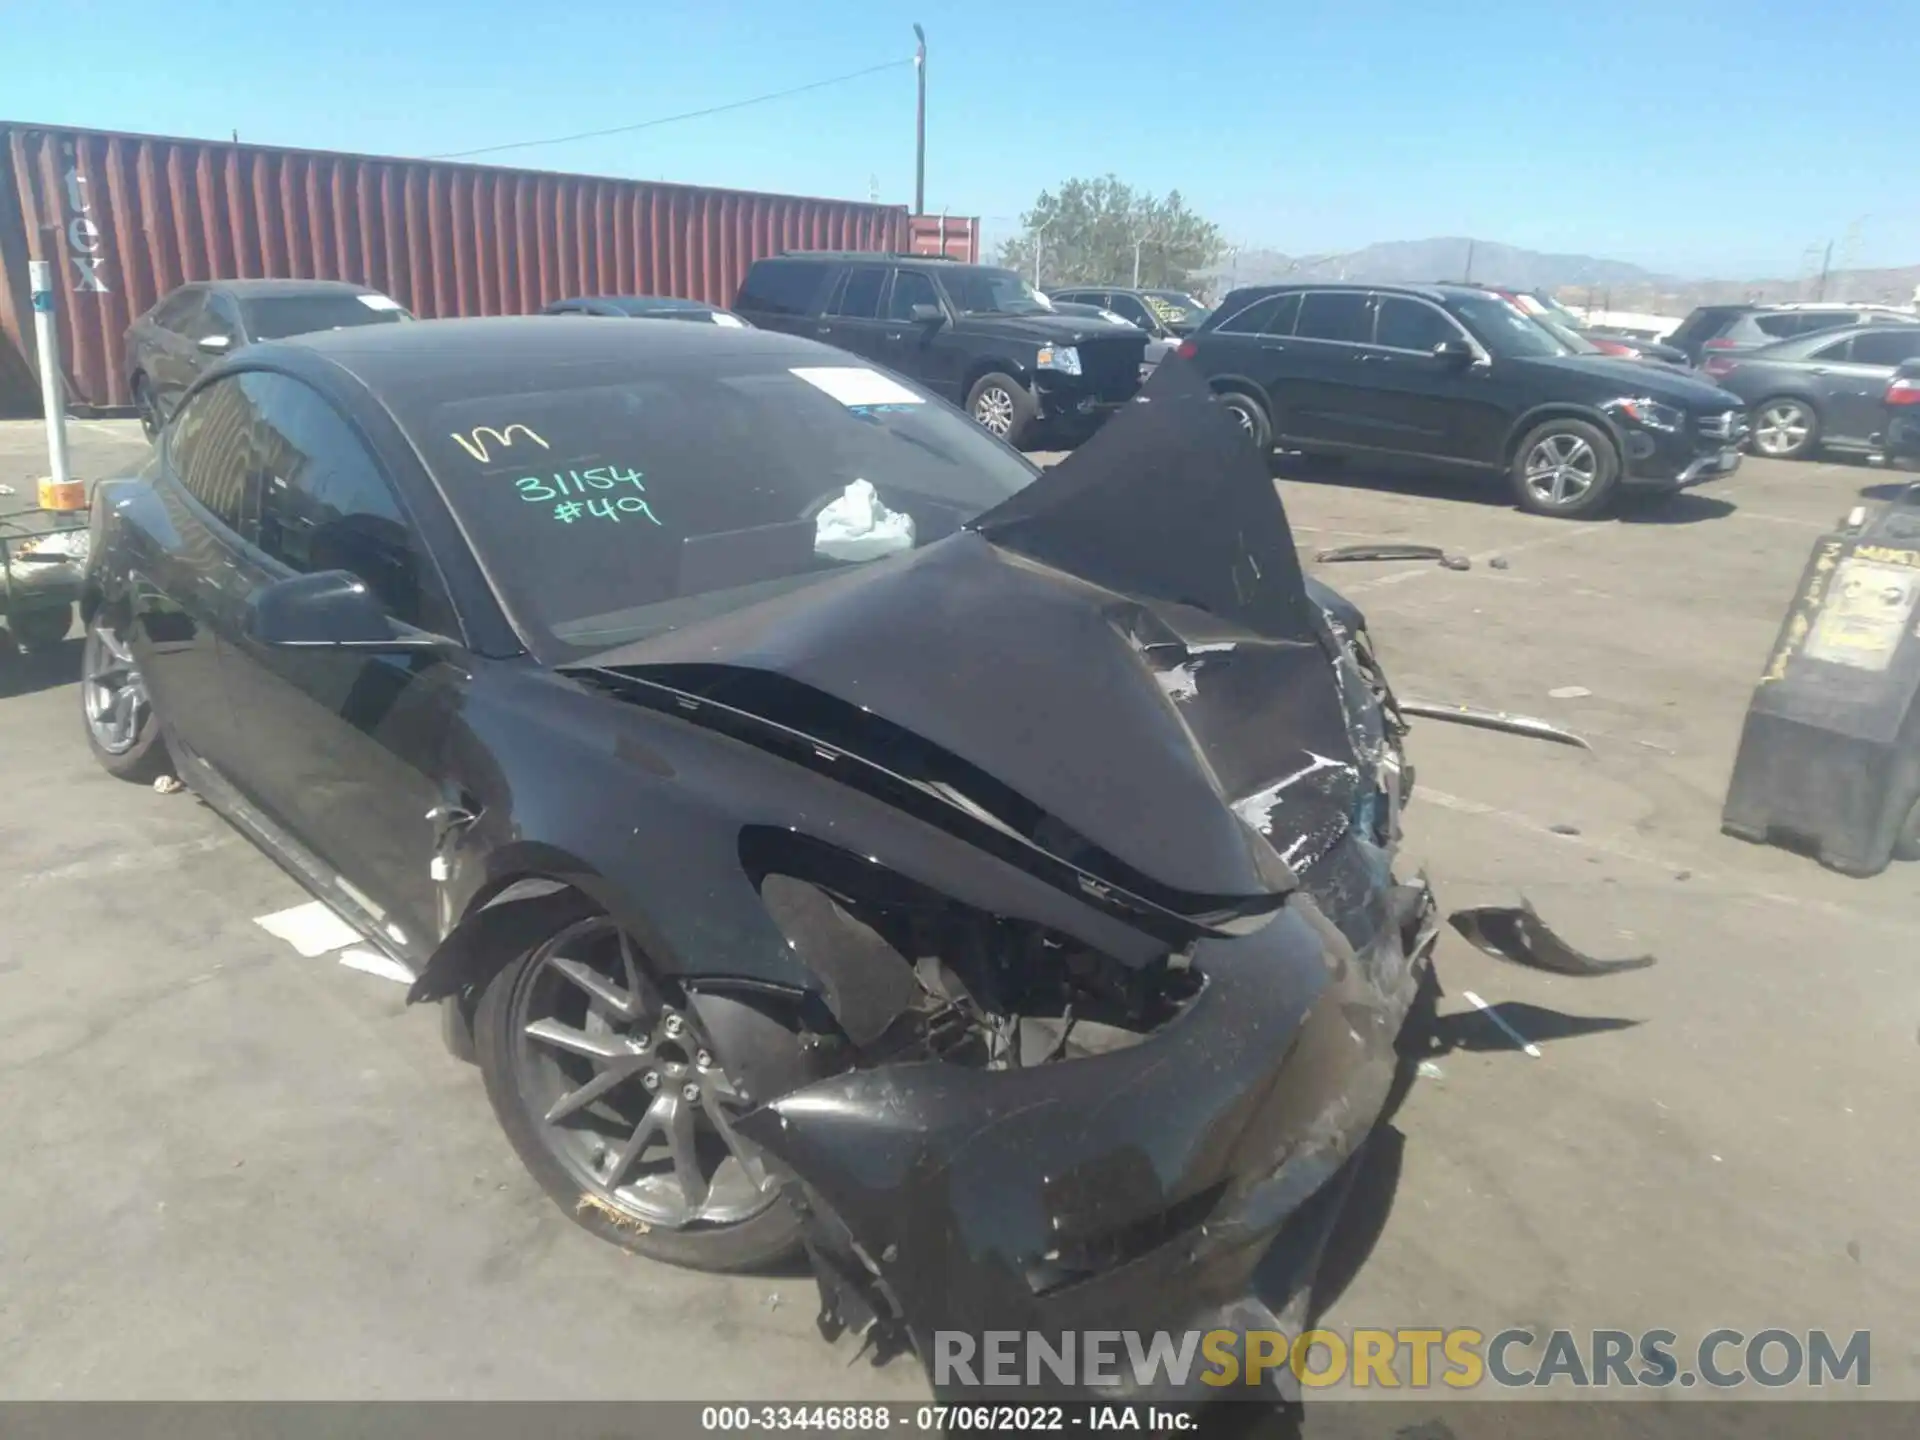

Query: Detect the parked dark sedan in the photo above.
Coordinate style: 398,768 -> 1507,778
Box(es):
1181,282 -> 1748,517
1703,323 -> 1920,459
79,319 -> 1433,1396
541,294 -> 750,326
125,279 -> 409,440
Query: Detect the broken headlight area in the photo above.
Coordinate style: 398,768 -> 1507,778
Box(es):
728,881 -> 1435,1400
740,828 -> 1204,1075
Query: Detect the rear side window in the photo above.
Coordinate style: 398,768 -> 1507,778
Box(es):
832,267 -> 886,319
166,376 -> 260,531
1216,294 -> 1293,335
1671,307 -> 1743,346
1295,291 -> 1373,344
1809,336 -> 1854,361
241,293 -> 406,342
1851,328 -> 1920,366
736,260 -> 828,317
1756,313 -> 1813,339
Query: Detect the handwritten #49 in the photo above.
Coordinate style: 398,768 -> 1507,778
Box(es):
516,467 -> 662,526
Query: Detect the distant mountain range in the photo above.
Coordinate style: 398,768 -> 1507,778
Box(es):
1211,237 -> 1920,315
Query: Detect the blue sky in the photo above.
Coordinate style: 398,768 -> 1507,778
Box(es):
7,0 -> 1913,278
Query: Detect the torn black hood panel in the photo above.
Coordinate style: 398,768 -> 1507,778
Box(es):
972,355 -> 1317,645
566,359 -> 1359,904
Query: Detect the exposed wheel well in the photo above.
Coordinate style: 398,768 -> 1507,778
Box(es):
964,361 -> 1029,398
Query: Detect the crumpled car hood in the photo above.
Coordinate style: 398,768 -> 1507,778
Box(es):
566,359 -> 1369,917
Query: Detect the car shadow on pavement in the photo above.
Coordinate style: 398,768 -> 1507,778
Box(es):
1858,480 -> 1917,503
0,636 -> 81,700
1613,491 -> 1738,525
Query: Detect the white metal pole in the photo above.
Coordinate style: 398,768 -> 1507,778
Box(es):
29,260 -> 77,510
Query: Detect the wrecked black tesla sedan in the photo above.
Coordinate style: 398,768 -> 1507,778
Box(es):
81,315 -> 1435,1395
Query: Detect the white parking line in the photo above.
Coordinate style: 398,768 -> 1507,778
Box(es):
254,901 -> 359,957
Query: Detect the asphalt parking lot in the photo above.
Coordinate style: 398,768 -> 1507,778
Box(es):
3,417 -> 1917,1411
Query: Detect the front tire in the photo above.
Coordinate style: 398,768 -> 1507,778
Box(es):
1510,418 -> 1621,518
1216,390 -> 1272,451
80,615 -> 170,782
1750,396 -> 1820,460
474,911 -> 804,1271
967,372 -> 1038,448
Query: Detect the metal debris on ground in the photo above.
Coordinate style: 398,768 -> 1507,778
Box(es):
1549,823 -> 1581,836
1315,542 -> 1445,563
1399,700 -> 1592,749
1548,685 -> 1592,699
1439,552 -> 1471,571
1448,900 -> 1657,976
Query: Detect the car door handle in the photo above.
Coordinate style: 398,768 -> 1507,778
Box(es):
1358,353 -> 1385,363
1258,341 -> 1287,352
1809,367 -> 1829,375
815,325 -> 833,336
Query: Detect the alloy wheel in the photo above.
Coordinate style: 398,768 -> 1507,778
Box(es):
506,917 -> 780,1230
1523,432 -> 1599,509
1754,402 -> 1811,457
973,386 -> 1016,436
82,622 -> 150,755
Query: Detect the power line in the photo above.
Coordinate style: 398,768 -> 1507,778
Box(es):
429,58 -> 913,161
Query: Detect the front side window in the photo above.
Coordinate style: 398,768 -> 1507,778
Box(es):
167,376 -> 260,530
887,269 -> 941,320
1215,295 -> 1284,335
1294,291 -> 1374,344
1106,294 -> 1155,329
832,268 -> 886,319
1374,297 -> 1461,352
240,372 -> 450,633
414,356 -> 1038,661
1809,336 -> 1856,361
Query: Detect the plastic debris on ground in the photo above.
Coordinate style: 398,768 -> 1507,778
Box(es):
1448,899 -> 1657,976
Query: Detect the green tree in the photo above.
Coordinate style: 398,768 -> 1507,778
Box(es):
997,176 -> 1224,293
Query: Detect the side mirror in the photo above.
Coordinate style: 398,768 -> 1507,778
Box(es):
1433,338 -> 1479,365
243,570 -> 441,651
908,303 -> 946,326
197,334 -> 232,355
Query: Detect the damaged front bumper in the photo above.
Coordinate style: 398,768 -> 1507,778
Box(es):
735,876 -> 1439,1401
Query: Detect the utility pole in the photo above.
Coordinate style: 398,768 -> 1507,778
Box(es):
1463,238 -> 1476,284
1034,219 -> 1052,289
1815,239 -> 1834,301
912,24 -> 927,216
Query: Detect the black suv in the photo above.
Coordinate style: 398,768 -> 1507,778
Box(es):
1182,283 -> 1749,518
733,253 -> 1145,447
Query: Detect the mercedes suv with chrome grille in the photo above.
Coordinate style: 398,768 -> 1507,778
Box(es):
1178,282 -> 1749,518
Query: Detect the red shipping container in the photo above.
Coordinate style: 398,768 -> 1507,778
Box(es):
0,122 -> 953,414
